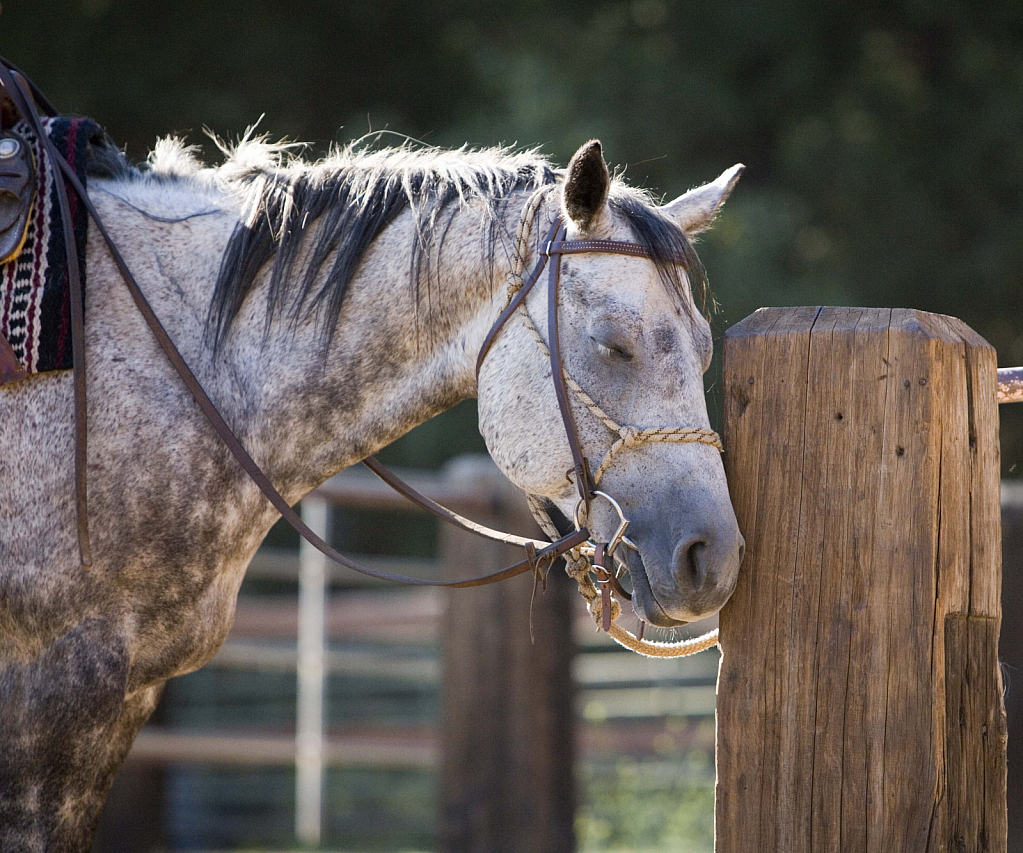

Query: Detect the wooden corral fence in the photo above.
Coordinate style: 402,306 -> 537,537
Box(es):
311,456 -> 578,852
717,307 -> 1007,853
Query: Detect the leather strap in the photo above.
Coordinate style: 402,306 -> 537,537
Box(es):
477,222 -> 718,642
475,219 -> 560,376
363,455 -> 553,550
546,224 -> 594,503
475,218 -> 674,507
545,239 -> 686,263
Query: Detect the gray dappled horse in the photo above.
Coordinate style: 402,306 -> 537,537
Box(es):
0,134 -> 744,849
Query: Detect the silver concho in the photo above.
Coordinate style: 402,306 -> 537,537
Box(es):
0,137 -> 20,158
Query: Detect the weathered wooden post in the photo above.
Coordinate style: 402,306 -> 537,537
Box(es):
717,307 -> 1007,853
438,456 -> 576,853
1000,483 -> 1023,849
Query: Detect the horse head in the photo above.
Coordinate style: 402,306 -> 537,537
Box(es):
478,140 -> 745,627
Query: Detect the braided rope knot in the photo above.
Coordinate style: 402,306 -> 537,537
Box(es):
592,425 -> 723,486
620,426 -> 642,446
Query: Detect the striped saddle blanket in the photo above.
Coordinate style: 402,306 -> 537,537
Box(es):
0,116 -> 101,383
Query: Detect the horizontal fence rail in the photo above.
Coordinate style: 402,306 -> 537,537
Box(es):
999,366 -> 1023,403
312,462 -> 503,514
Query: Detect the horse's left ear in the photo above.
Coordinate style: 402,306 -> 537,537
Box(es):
661,164 -> 745,235
562,140 -> 610,232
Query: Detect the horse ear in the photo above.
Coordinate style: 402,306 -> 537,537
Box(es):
661,164 -> 744,235
562,140 -> 610,232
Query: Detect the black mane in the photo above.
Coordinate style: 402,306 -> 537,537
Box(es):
92,139 -> 710,350
208,148 -> 557,352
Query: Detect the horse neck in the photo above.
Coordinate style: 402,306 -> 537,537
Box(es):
211,196 -> 521,501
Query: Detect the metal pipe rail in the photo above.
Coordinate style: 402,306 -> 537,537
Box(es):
1000,366 -> 1023,403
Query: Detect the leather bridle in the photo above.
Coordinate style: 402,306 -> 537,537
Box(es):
0,60 -> 723,643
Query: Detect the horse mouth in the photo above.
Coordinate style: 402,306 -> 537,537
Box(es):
617,546 -> 688,628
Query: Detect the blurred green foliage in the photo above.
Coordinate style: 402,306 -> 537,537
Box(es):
4,0 -> 1022,469
577,755 -> 714,852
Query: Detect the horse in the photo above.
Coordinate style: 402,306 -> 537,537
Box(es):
0,130 -> 744,849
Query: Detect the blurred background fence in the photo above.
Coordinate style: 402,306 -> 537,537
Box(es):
88,460 -> 1023,852
91,454 -> 721,853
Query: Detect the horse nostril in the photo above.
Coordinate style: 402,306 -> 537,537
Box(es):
738,539 -> 746,566
676,538 -> 709,585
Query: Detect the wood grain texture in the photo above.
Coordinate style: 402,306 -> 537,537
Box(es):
717,306 -> 820,853
717,307 -> 1006,853
437,458 -> 575,853
997,490 -> 1023,850
945,615 -> 1008,853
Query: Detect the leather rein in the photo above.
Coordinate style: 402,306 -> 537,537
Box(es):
1,60 -> 723,633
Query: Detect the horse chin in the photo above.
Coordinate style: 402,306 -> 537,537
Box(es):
619,547 -> 690,628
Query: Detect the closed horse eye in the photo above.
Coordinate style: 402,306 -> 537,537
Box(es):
591,336 -> 633,362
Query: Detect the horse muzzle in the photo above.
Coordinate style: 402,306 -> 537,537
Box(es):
620,514 -> 745,627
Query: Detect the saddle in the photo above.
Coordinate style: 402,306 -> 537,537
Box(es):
0,71 -> 36,381
0,71 -> 37,265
